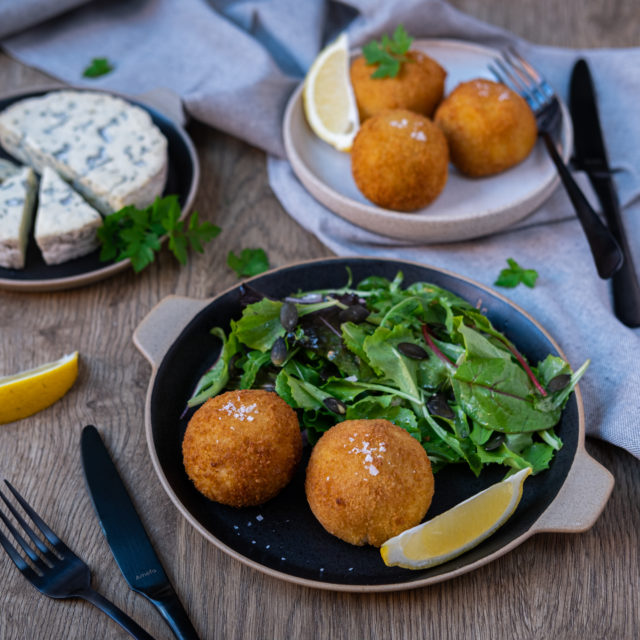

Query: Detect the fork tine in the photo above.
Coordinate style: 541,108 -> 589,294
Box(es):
4,480 -> 64,551
502,52 -> 548,107
0,503 -> 43,564
0,484 -> 53,558
505,49 -> 555,98
0,518 -> 31,571
491,53 -> 553,113
491,58 -> 526,91
489,58 -> 539,110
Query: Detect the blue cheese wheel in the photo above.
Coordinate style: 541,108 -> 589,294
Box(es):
0,90 -> 168,214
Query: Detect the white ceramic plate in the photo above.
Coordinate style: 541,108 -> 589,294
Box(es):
283,39 -> 572,243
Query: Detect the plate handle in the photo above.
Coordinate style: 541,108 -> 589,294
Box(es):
133,295 -> 209,367
530,447 -> 614,534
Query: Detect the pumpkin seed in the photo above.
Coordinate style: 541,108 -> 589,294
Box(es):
484,433 -> 505,451
280,302 -> 298,331
547,374 -> 571,392
397,342 -> 430,360
228,352 -> 242,377
426,393 -> 455,420
338,304 -> 370,323
270,337 -> 288,366
323,397 -> 347,415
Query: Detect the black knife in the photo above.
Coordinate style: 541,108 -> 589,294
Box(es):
81,425 -> 200,640
570,59 -> 640,327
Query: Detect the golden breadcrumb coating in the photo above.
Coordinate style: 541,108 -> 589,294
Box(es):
351,108 -> 449,211
182,389 -> 302,507
434,79 -> 537,177
350,50 -> 446,121
305,419 -> 434,547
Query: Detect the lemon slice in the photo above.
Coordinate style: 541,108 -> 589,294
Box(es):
303,32 -> 359,151
0,352 -> 79,424
381,466 -> 532,569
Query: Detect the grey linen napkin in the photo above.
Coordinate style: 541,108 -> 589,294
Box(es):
1,0 -> 639,459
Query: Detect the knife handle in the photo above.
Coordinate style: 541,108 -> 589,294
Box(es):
144,584 -> 200,640
593,177 -> 640,327
542,132 -> 623,279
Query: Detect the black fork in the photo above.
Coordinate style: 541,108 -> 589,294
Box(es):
489,50 -> 623,280
0,480 -> 155,639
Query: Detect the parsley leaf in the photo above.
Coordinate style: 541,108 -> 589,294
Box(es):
494,258 -> 539,288
362,24 -> 414,78
97,195 -> 220,272
227,248 -> 270,278
83,57 -> 114,78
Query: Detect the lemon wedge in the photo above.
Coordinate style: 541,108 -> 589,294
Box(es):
0,352 -> 79,424
303,32 -> 359,151
381,466 -> 532,569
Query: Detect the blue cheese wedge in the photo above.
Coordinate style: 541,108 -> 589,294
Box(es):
0,90 -> 168,215
0,158 -> 20,182
0,167 -> 37,269
35,167 -> 103,265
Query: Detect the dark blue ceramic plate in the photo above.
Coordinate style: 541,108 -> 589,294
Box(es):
141,257 -> 587,591
0,86 -> 199,292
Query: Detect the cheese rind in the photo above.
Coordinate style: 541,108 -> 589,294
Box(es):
0,167 -> 37,269
0,90 -> 168,215
35,167 -> 103,265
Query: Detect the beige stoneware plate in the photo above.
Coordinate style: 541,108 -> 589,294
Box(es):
283,39 -> 573,242
133,257 -> 612,592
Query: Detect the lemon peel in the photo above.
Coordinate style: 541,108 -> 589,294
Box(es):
303,32 -> 359,151
381,466 -> 531,569
0,352 -> 79,424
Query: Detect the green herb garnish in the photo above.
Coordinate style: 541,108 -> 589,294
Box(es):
227,248 -> 270,278
83,57 -> 114,78
97,195 -> 220,272
189,270 -> 587,476
494,258 -> 539,289
362,25 -> 414,78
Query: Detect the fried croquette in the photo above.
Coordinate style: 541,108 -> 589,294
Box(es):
351,109 -> 449,211
305,419 -> 434,547
182,389 -> 302,507
434,79 -> 537,177
350,51 -> 446,121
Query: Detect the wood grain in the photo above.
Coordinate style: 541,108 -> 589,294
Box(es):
1,2 -> 639,639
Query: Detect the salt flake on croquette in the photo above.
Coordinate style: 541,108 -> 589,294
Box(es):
220,399 -> 257,421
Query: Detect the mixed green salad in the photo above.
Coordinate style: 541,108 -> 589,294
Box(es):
188,270 -> 587,476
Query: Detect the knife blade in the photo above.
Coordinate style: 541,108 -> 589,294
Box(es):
81,425 -> 200,640
570,58 -> 640,327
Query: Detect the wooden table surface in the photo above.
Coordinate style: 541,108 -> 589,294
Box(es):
1,2 -> 638,639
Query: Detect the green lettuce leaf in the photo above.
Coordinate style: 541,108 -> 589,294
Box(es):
234,298 -> 284,351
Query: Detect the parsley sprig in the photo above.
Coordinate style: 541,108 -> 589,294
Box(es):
83,57 -> 114,78
494,258 -> 539,288
97,195 -> 220,272
362,24 -> 414,78
227,248 -> 270,278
